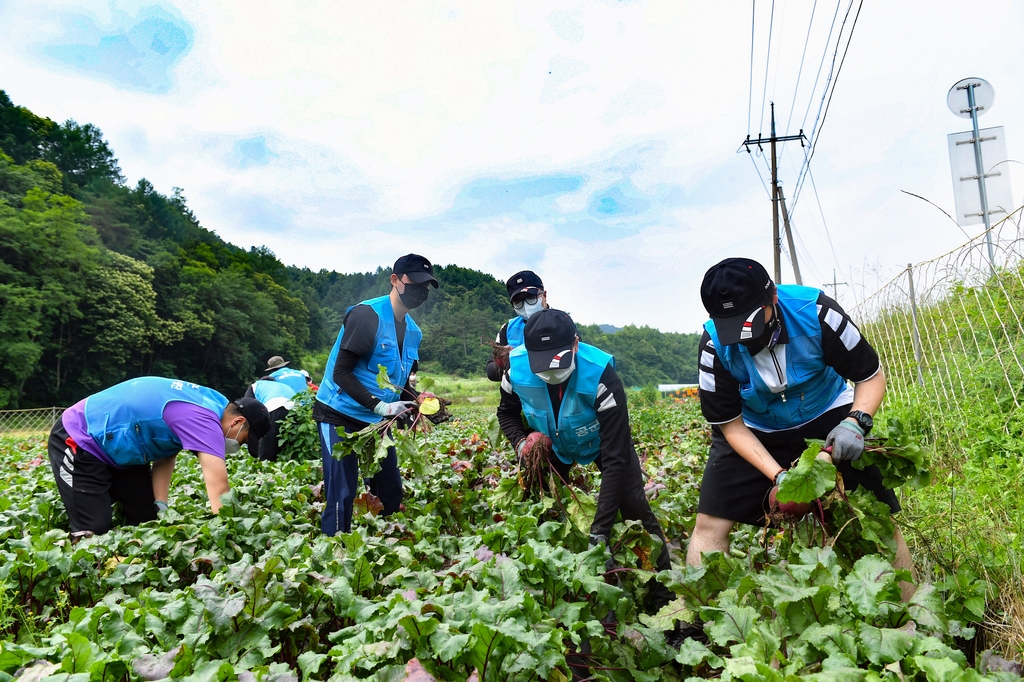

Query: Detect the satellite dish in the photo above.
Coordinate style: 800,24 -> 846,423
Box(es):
948,77 -> 994,119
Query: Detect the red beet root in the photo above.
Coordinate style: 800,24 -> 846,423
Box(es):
769,486 -> 813,517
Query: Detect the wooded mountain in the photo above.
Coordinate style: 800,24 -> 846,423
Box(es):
0,90 -> 699,408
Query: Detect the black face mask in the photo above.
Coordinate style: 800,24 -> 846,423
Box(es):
398,282 -> 429,309
739,305 -> 780,350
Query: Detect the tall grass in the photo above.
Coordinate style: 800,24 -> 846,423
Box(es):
863,263 -> 1024,656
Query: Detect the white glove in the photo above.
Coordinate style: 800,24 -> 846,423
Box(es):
373,400 -> 416,418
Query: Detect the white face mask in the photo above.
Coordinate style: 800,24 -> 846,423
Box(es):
224,422 -> 243,455
516,298 -> 545,321
536,358 -> 575,385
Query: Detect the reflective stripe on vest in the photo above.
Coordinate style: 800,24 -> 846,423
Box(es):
84,376 -> 228,467
315,295 -> 422,424
508,343 -> 613,465
705,284 -> 847,430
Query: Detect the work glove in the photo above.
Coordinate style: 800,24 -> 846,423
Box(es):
589,533 -> 617,575
516,431 -> 553,459
373,400 -> 416,418
154,500 -> 169,518
825,419 -> 865,462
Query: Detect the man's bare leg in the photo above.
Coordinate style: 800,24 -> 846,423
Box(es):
686,513 -> 736,567
893,523 -> 917,601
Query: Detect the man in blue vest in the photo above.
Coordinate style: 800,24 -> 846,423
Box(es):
47,376 -> 271,534
265,356 -> 309,394
486,270 -> 548,381
496,309 -> 675,611
313,254 -> 438,536
690,258 -> 912,590
244,377 -> 298,461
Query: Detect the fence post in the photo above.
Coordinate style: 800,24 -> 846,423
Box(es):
907,263 -> 925,387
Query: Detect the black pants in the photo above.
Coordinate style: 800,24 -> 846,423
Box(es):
548,453 -> 675,610
697,404 -> 901,526
247,406 -> 288,461
48,421 -> 156,534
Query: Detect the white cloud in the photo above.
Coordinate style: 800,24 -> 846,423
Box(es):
0,0 -> 1022,334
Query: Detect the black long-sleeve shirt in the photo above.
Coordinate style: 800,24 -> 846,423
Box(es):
485,321 -> 512,381
497,363 -> 636,537
313,304 -> 417,430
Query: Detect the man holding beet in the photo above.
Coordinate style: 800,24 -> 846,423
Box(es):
689,258 -> 912,579
313,254 -> 438,536
496,309 -> 675,612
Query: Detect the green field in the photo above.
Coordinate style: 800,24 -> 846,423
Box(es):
0,400 -> 1017,681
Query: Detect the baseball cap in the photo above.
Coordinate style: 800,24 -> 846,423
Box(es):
524,309 -> 577,374
233,397 -> 272,438
700,258 -> 774,345
265,355 -> 289,372
506,270 -> 544,301
393,254 -> 439,288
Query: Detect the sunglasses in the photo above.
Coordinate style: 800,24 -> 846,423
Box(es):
512,295 -> 540,310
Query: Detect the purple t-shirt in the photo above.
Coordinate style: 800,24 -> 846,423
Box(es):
62,399 -> 226,467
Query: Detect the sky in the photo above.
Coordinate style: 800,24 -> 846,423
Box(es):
2,0 -> 1023,333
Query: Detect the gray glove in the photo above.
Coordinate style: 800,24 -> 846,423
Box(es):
373,400 -> 416,418
154,500 -> 169,518
825,419 -> 865,462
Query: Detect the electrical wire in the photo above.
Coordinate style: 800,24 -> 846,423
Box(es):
748,0 -> 756,137
784,0 -> 819,136
758,0 -> 776,135
799,0 -> 845,136
792,0 -> 863,210
808,166 -> 842,273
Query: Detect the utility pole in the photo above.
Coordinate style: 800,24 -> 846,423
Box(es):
778,185 -> 802,285
741,102 -> 806,283
822,269 -> 847,299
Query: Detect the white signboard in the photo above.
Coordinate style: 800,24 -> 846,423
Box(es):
948,126 -> 1013,226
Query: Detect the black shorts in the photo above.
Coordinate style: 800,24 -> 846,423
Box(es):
48,420 -> 157,534
697,405 -> 901,526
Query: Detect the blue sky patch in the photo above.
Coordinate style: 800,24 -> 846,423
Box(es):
234,136 -> 277,169
37,5 -> 193,94
442,175 -> 585,223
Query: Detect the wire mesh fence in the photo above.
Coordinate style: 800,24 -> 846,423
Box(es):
850,207 -> 1024,447
0,407 -> 65,436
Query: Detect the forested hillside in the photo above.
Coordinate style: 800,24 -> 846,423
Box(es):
0,90 -> 699,408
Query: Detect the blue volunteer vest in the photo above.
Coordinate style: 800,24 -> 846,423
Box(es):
269,367 -> 307,393
705,285 -> 848,431
508,343 -> 613,465
316,295 -> 422,424
253,379 -> 297,404
84,376 -> 229,467
505,316 -> 526,347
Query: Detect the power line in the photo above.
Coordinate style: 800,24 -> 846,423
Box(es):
792,0 -> 864,209
748,0 -> 756,136
757,0 -> 776,135
784,0 -> 819,136
808,166 -> 842,272
799,0 -> 845,135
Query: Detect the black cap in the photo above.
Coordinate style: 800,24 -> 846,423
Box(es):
233,397 -> 271,438
524,309 -> 577,374
700,258 -> 774,345
393,254 -> 439,288
506,270 -> 544,301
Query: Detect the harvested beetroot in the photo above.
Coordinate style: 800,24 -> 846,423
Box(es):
769,485 -> 813,517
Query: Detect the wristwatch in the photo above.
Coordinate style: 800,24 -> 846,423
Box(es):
847,410 -> 873,435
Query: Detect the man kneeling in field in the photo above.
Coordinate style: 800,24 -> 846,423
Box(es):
48,376 -> 271,534
691,258 -> 913,597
